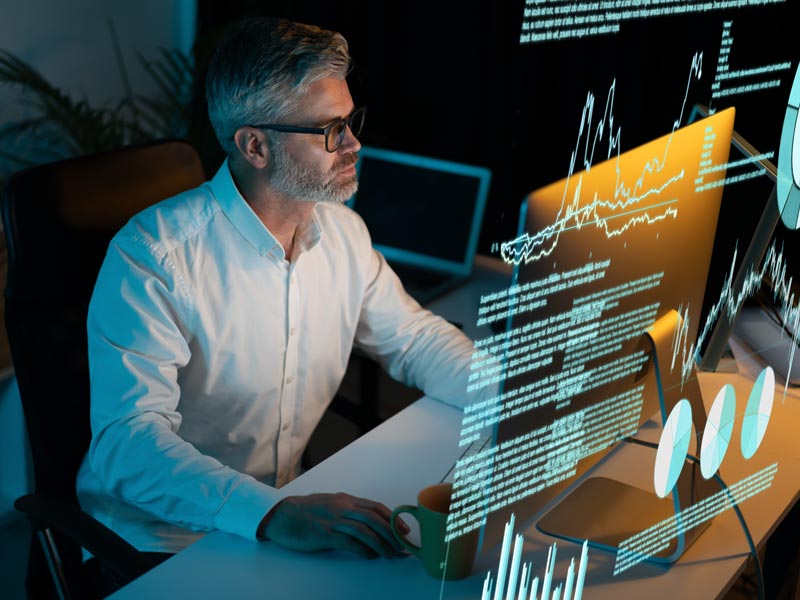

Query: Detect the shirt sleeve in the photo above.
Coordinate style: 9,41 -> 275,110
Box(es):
86,233 -> 284,541
353,239 -> 484,410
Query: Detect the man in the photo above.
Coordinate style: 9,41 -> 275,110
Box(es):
77,16 -> 481,569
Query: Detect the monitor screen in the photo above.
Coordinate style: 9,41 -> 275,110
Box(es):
350,146 -> 490,274
447,108 -> 734,550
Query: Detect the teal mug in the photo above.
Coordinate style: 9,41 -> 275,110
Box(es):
390,483 -> 479,580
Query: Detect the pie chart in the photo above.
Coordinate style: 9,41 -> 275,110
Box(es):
741,367 -> 775,459
777,64 -> 800,229
700,384 -> 736,479
654,399 -> 693,498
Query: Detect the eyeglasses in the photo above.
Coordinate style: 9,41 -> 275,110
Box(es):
249,106 -> 366,153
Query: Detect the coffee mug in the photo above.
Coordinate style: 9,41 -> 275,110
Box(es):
390,482 -> 479,580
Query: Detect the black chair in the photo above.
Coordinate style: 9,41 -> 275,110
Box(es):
2,140 -> 207,599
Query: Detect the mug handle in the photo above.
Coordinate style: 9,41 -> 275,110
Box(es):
390,505 -> 421,557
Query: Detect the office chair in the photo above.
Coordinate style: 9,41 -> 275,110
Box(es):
2,140 -> 207,599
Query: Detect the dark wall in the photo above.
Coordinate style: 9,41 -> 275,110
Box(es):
196,0 -> 800,260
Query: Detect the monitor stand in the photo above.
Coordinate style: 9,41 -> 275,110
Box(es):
714,343 -> 739,374
535,310 -> 714,564
735,306 -> 800,386
536,476 -> 678,558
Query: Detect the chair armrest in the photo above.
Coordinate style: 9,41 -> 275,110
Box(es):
14,493 -> 158,581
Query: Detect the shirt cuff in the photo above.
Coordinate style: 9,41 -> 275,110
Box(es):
213,476 -> 287,541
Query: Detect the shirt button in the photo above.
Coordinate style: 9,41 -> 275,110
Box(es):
286,376 -> 294,384
282,423 -> 289,432
289,327 -> 296,336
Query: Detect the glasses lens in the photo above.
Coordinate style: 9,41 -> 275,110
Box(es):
327,121 -> 347,152
349,107 -> 365,138
325,108 -> 366,152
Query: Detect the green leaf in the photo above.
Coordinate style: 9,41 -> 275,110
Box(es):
0,45 -> 199,169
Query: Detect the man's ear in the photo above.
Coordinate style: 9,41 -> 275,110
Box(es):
233,127 -> 270,169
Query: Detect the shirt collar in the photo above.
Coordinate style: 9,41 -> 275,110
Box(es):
210,160 -> 322,260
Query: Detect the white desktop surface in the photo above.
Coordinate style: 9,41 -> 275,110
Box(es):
110,398 -> 479,599
109,262 -> 800,600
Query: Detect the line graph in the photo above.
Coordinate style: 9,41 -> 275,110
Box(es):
501,53 -> 704,266
671,240 -> 800,393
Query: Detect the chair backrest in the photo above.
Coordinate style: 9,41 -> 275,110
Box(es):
1,140 -> 206,504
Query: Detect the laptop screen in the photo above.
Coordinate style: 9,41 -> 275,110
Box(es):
348,146 -> 491,276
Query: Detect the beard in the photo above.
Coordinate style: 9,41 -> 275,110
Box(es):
266,136 -> 358,204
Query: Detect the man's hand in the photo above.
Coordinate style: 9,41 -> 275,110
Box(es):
258,493 -> 411,559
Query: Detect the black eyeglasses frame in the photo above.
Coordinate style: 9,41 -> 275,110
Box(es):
248,106 -> 366,153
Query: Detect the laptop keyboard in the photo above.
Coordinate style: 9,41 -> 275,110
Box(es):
389,262 -> 468,305
440,434 -> 493,484
390,263 -> 450,291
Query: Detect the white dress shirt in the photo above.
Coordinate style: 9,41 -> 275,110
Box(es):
76,161 -> 480,553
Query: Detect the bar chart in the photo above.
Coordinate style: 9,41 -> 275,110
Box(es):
479,514 -> 588,600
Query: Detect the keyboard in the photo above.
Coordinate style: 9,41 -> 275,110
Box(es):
389,262 -> 468,305
440,434 -> 493,484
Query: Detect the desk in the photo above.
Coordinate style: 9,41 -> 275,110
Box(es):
110,262 -> 800,599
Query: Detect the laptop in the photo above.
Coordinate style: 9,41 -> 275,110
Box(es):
348,145 -> 491,304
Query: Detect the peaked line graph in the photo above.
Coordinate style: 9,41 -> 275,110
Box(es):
501,52 -> 704,266
672,240 -> 800,396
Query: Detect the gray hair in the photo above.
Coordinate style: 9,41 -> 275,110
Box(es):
206,17 -> 351,158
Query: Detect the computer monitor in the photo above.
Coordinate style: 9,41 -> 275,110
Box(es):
448,108 -> 735,563
696,65 -> 800,385
692,104 -> 781,374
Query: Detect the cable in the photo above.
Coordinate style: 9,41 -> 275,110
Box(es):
622,436 -> 766,600
712,471 -> 766,600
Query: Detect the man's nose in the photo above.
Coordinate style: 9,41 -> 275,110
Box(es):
338,124 -> 362,154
